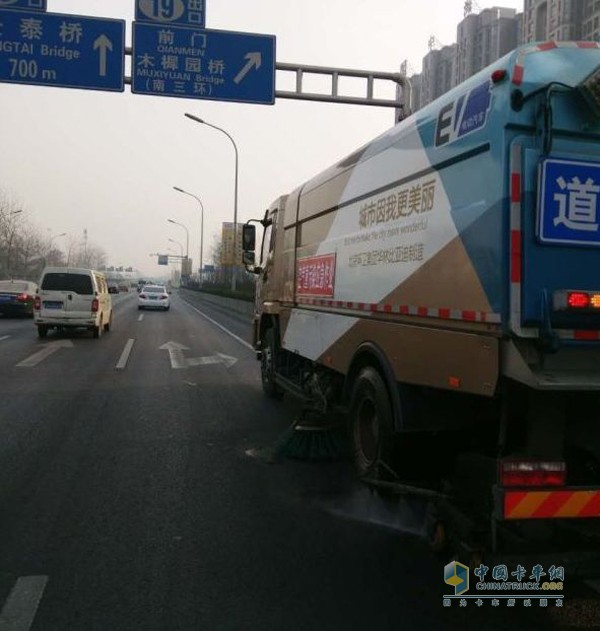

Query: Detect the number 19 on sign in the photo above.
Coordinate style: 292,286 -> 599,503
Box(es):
135,0 -> 205,27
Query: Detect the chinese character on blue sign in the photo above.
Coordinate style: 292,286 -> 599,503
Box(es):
0,0 -> 46,11
538,158 -> 600,246
135,0 -> 205,28
0,10 -> 125,91
131,23 -> 275,104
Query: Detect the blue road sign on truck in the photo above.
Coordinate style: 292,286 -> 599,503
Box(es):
538,157 -> 600,247
0,10 -> 125,91
131,23 -> 275,104
135,0 -> 205,28
0,0 -> 46,11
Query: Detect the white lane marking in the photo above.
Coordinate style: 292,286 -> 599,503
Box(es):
159,342 -> 189,369
115,338 -> 135,370
181,298 -> 253,351
187,353 -> 237,368
0,575 -> 48,631
16,340 -> 74,368
137,314 -> 144,322
0,335 -> 10,342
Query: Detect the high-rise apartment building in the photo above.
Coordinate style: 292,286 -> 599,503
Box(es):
522,0 -> 585,42
456,7 -> 519,84
404,0 -> 600,115
420,44 -> 457,107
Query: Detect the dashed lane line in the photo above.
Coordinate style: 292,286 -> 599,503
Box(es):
0,335 -> 10,343
115,338 -> 135,370
0,575 -> 48,631
137,314 -> 144,322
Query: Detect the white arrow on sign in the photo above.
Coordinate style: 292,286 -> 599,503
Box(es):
159,342 -> 237,370
93,34 -> 113,77
233,52 -> 262,84
16,340 -> 74,368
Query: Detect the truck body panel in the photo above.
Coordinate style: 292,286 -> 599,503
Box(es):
246,43 -> 600,548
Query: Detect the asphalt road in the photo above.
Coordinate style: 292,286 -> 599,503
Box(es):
0,290 -> 597,631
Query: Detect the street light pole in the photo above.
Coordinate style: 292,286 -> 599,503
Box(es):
184,113 -> 239,292
173,186 -> 204,284
167,219 -> 189,259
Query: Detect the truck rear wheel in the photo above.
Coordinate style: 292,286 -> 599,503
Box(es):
349,366 -> 395,477
261,328 -> 283,399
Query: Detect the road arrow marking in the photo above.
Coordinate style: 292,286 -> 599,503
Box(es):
94,34 -> 113,77
233,52 -> 262,84
159,342 -> 237,370
17,340 -> 74,368
187,353 -> 238,369
159,341 -> 190,370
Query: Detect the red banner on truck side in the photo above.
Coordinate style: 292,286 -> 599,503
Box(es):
297,253 -> 336,297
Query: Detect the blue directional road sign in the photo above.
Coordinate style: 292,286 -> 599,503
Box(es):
135,0 -> 205,28
0,0 -> 46,12
132,23 -> 275,105
0,10 -> 125,91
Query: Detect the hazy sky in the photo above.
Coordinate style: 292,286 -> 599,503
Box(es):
0,0 -> 522,275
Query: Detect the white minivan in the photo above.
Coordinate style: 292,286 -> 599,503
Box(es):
34,267 -> 112,339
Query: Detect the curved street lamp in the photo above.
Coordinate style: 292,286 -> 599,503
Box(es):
185,113 -> 239,292
168,238 -> 183,257
167,219 -> 189,259
173,186 -> 204,283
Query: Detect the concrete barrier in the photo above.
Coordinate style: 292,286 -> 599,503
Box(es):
181,289 -> 255,318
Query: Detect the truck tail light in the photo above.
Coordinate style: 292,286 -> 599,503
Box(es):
34,296 -> 41,310
554,290 -> 600,311
91,298 -> 99,313
16,292 -> 29,302
501,459 -> 566,487
568,292 -> 590,308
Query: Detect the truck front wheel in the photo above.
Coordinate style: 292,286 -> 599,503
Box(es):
261,328 -> 283,399
349,366 -> 395,477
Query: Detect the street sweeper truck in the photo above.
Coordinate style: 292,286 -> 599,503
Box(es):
242,42 -> 600,557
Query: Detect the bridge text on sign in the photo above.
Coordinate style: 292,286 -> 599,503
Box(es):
0,9 -> 125,91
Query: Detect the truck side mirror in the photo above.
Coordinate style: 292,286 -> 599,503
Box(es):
242,251 -> 255,266
243,224 -> 256,251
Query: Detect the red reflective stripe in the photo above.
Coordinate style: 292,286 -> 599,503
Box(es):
511,230 -> 521,283
399,305 -> 409,315
462,310 -> 476,321
383,304 -> 392,313
480,312 -> 487,323
574,330 -> 600,340
417,307 -> 428,317
511,173 -> 521,202
512,64 -> 524,85
538,41 -> 558,51
579,492 -> 600,517
370,303 -> 378,312
504,491 -> 527,517
531,491 -> 570,519
439,308 -> 451,319
577,41 -> 599,48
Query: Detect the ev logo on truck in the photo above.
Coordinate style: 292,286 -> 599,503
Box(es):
435,79 -> 492,147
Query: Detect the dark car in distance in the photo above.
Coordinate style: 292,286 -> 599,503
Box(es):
0,279 -> 38,317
